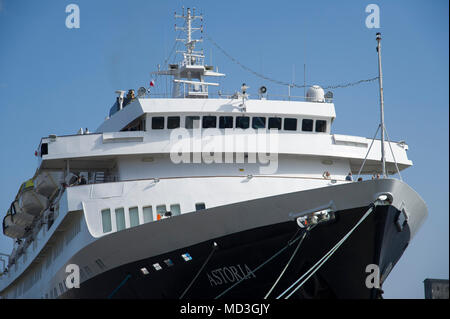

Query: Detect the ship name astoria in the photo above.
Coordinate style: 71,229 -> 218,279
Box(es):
206,264 -> 256,287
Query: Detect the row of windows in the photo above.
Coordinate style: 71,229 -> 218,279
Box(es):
149,116 -> 327,133
101,203 -> 206,234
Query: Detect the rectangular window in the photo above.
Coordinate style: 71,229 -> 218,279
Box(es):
156,205 -> 166,220
195,203 -> 206,211
302,119 -> 313,132
202,116 -> 217,128
152,117 -> 164,129
185,116 -> 200,129
268,117 -> 282,129
115,208 -> 126,231
219,116 -> 233,128
170,204 -> 181,216
252,117 -> 266,129
315,120 -> 327,133
167,116 -> 180,129
143,206 -> 153,223
101,209 -> 112,233
236,116 -> 250,129
284,118 -> 297,131
129,207 -> 140,227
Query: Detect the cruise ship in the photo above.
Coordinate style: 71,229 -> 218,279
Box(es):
0,8 -> 427,299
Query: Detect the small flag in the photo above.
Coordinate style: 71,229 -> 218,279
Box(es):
150,80 -> 155,87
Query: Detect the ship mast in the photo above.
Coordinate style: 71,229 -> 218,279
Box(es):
376,32 -> 386,178
153,7 -> 225,98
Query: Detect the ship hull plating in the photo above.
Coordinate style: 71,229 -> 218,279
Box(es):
62,204 -> 410,299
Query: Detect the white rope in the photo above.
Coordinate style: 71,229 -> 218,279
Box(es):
214,231 -> 304,299
263,227 -> 311,299
276,203 -> 376,299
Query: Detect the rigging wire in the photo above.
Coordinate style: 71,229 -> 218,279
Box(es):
276,203 -> 376,299
263,226 -> 312,299
204,33 -> 379,90
214,230 -> 305,299
179,242 -> 218,299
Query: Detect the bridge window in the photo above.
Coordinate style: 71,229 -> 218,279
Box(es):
143,206 -> 153,223
195,203 -> 206,211
302,119 -> 313,132
284,118 -> 297,131
115,208 -> 126,231
315,120 -> 327,133
101,209 -> 112,233
122,115 -> 146,131
167,116 -> 180,129
40,143 -> 48,156
236,116 -> 250,129
252,117 -> 266,129
151,117 -> 164,129
219,116 -> 233,128
186,116 -> 200,129
202,116 -> 217,128
129,207 -> 140,227
268,117 -> 282,130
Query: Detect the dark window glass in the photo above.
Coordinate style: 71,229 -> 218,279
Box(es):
268,117 -> 282,129
167,116 -> 180,129
284,118 -> 297,131
302,119 -> 313,132
236,116 -> 250,129
152,117 -> 164,129
202,116 -> 217,128
185,116 -> 200,129
40,143 -> 48,155
315,120 -> 327,133
219,116 -> 233,128
195,203 -> 206,211
252,117 -> 266,129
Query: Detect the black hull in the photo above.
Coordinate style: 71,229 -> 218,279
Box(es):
62,204 -> 410,299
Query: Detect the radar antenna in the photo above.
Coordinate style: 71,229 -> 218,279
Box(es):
152,8 -> 225,98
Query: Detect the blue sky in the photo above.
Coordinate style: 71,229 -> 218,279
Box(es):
0,0 -> 448,298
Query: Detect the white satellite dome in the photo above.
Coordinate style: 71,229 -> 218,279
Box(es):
306,85 -> 325,102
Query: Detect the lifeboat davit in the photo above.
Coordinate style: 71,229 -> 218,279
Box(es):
34,171 -> 64,197
16,180 -> 49,217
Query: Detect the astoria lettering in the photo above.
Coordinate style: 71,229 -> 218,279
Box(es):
206,264 -> 256,287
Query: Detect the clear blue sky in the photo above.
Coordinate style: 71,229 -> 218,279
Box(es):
0,0 -> 448,299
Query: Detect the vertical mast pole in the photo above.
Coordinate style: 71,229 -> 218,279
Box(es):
376,32 -> 386,178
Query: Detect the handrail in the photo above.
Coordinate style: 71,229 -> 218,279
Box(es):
66,174 -> 349,188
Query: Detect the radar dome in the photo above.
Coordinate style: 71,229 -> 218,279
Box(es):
306,85 -> 325,102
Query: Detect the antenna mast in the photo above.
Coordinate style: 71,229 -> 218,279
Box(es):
376,32 -> 386,178
153,8 -> 225,98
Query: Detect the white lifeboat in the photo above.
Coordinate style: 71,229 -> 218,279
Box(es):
11,201 -> 35,227
2,207 -> 33,238
16,180 -> 49,217
34,171 -> 64,197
